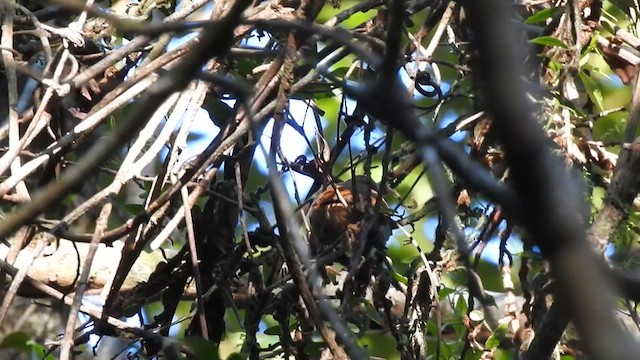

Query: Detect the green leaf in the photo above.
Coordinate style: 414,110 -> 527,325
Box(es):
235,56 -> 261,77
492,321 -> 510,336
548,59 -> 563,73
485,321 -> 509,350
583,30 -> 601,55
560,355 -> 578,360
0,332 -> 31,351
485,334 -> 500,349
391,269 -> 408,285
529,36 -> 568,48
361,299 -> 384,325
315,97 -> 340,123
494,348 -> 516,360
455,295 -> 468,314
578,71 -> 604,111
181,337 -> 220,360
593,110 -> 626,142
628,222 -> 640,236
438,286 -> 456,299
525,6 -> 562,24
263,324 -> 281,336
343,9 -> 377,29
28,340 -> 56,360
1,334 -> 55,360
124,203 -> 144,216
317,1 -> 374,26
426,319 -> 439,337
466,350 -> 484,360
591,186 -> 606,209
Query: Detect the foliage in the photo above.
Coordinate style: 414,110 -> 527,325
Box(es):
2,0 -> 640,359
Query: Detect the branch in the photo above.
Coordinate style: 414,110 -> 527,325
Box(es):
462,0 -> 640,359
52,0 -> 214,96
0,0 -> 251,239
265,151 -> 358,359
0,0 -> 252,333
588,139 -> 640,252
59,201 -> 112,360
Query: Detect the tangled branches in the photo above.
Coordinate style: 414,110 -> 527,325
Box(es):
2,0 -> 640,359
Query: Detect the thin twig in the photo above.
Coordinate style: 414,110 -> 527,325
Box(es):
178,173 -> 209,339
59,201 -> 112,360
235,162 -> 253,254
0,77 -> 157,197
55,0 -> 214,96
0,0 -> 30,201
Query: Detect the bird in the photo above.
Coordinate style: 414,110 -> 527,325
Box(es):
307,176 -> 391,258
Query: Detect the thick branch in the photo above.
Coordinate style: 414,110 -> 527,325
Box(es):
462,0 -> 640,359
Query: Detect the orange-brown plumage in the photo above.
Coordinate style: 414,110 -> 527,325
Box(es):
307,176 -> 389,254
